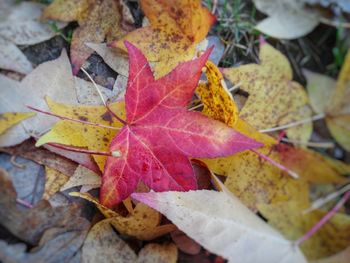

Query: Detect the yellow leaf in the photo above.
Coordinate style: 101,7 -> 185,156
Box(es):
0,112 -> 35,135
111,0 -> 215,78
36,97 -> 125,170
197,60 -> 239,127
70,192 -> 175,240
258,201 -> 350,260
223,41 -> 312,144
43,166 -> 69,200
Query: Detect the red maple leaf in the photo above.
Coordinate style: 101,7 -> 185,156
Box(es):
101,42 -> 263,207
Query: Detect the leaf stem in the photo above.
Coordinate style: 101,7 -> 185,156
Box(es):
259,113 -> 325,133
303,183 -> 350,214
16,198 -> 33,208
47,143 -> 112,156
294,190 -> 350,246
250,149 -> 299,179
27,105 -> 121,130
280,138 -> 335,149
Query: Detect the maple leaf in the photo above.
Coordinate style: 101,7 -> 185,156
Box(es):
100,42 -> 262,207
223,39 -> 313,144
42,0 -> 130,74
304,49 -> 350,151
110,0 -> 215,78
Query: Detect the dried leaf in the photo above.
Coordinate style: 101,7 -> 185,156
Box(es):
253,0 -> 319,39
0,50 -> 78,147
43,0 -> 129,74
43,166 -> 69,200
137,243 -> 178,263
110,0 -> 215,78
312,246 -> 350,263
60,165 -> 100,191
82,219 -> 137,263
223,40 -> 313,144
132,190 -> 307,263
0,112 -> 35,135
71,192 -> 176,240
0,38 -> 32,74
0,168 -> 87,245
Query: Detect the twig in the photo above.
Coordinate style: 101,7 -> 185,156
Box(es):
250,149 -> 299,179
303,183 -> 350,214
47,143 -> 112,156
280,138 -> 335,149
10,155 -> 25,169
320,17 -> 350,29
294,190 -> 350,246
27,105 -> 121,130
16,198 -> 33,208
259,113 -> 325,133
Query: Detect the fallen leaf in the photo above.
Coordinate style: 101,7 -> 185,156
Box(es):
99,42 -> 261,207
36,97 -> 125,171
86,42 -> 129,77
305,49 -> 350,151
0,38 -> 33,74
43,0 -> 130,74
223,39 -> 313,144
0,139 -> 78,177
132,190 -> 307,263
0,112 -> 35,135
0,50 -> 78,147
43,166 -> 69,200
253,0 -> 319,39
312,246 -> 350,263
71,192 -> 176,240
258,200 -> 350,260
0,168 -> 88,245
82,219 -> 138,263
60,165 -> 101,191
110,0 -> 215,78
171,229 -> 201,255
137,243 -> 178,263
0,1 -> 65,74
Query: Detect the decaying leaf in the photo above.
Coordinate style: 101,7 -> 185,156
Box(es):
60,165 -> 101,191
43,166 -> 69,200
258,200 -> 350,260
132,190 -> 307,263
305,49 -> 350,151
253,0 -> 319,39
0,168 -> 88,246
71,192 -> 176,240
0,112 -> 35,135
43,0 -> 131,74
82,219 -> 138,263
0,50 -> 78,147
110,0 -> 215,78
0,1 -> 66,74
137,243 -> 178,263
223,39 -> 313,144
312,246 -> 350,263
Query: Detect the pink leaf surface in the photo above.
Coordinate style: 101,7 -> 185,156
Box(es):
100,41 -> 263,207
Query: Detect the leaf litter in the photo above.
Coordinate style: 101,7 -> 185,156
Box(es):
0,0 -> 350,262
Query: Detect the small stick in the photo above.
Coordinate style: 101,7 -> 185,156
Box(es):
294,190 -> 350,246
10,155 -> 25,169
47,143 -> 112,156
280,138 -> 335,149
16,198 -> 33,208
27,105 -> 121,130
303,183 -> 350,214
81,68 -> 106,106
259,113 -> 325,133
250,149 -> 299,179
